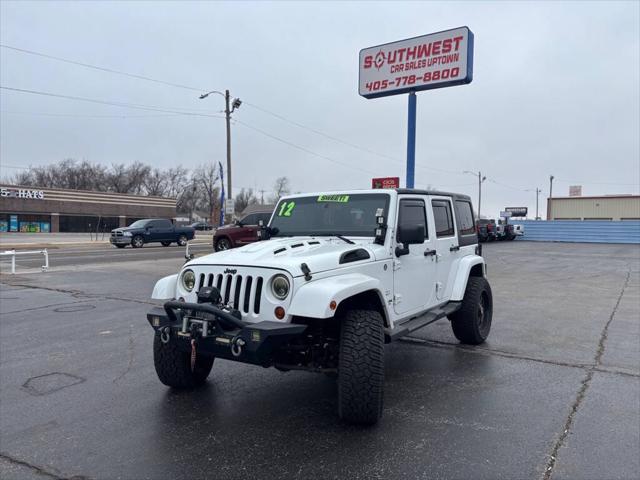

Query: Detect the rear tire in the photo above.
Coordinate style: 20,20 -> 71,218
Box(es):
449,277 -> 493,345
338,309 -> 384,425
131,235 -> 144,248
215,237 -> 231,251
153,334 -> 214,388
177,235 -> 188,247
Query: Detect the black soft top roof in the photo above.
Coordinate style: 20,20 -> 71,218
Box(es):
395,188 -> 472,202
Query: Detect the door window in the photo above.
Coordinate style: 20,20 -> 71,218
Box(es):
241,214 -> 258,225
432,200 -> 455,237
455,200 -> 475,235
397,199 -> 428,241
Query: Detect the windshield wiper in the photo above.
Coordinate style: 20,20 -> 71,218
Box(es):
335,235 -> 355,245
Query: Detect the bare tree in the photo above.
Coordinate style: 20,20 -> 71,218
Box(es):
234,188 -> 258,214
270,176 -> 291,203
193,163 -> 221,223
144,168 -> 168,196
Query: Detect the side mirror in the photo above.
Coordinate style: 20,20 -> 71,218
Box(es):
234,219 -> 242,227
395,225 -> 425,257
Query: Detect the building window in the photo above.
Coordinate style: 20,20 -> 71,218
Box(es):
59,215 -> 120,233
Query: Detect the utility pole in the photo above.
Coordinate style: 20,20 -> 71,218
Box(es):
535,188 -> 541,220
465,170 -> 486,218
224,90 -> 232,204
548,175 -> 554,220
199,89 -> 242,223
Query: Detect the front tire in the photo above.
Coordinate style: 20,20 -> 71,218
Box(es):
215,237 -> 231,251
131,235 -> 144,248
338,309 -> 385,425
449,277 -> 493,345
115,244 -> 126,249
153,334 -> 214,388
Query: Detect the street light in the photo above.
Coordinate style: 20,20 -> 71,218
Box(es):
464,171 -> 486,219
199,89 -> 241,222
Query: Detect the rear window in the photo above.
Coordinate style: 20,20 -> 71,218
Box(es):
455,200 -> 475,235
432,200 -> 455,237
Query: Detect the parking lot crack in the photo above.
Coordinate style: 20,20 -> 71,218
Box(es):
542,269 -> 631,480
0,451 -> 88,480
113,324 -> 135,384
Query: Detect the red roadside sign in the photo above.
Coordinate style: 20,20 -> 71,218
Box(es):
372,177 -> 400,189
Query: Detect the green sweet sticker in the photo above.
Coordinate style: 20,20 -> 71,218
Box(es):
317,194 -> 350,203
277,201 -> 296,217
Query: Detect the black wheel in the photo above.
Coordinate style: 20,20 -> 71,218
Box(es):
153,334 -> 214,388
337,309 -> 385,425
215,237 -> 231,251
115,244 -> 126,249
449,277 -> 493,345
177,235 -> 188,247
161,241 -> 172,247
131,235 -> 144,248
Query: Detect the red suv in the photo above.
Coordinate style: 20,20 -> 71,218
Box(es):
212,210 -> 273,251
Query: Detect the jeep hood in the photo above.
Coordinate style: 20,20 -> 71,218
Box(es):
187,237 -> 386,276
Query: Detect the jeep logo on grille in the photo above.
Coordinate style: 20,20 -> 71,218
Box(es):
224,268 -> 237,274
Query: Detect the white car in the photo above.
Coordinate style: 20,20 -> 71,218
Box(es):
147,189 -> 493,425
513,224 -> 525,236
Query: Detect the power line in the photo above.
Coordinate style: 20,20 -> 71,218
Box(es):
1,43 -> 465,176
0,44 -> 204,92
234,119 -> 379,175
0,86 -> 224,118
243,101 -> 465,176
1,110 -> 185,118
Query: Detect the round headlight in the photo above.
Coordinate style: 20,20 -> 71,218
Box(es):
271,274 -> 290,300
181,269 -> 196,292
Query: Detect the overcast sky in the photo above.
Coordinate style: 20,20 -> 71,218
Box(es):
1,1 -> 638,217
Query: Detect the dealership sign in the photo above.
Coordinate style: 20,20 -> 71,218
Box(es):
505,207 -> 528,217
359,26 -> 474,99
1,187 -> 45,199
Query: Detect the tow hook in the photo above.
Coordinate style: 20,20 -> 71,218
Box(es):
231,337 -> 246,357
160,327 -> 171,344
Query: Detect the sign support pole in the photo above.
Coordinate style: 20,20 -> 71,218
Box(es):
406,91 -> 417,188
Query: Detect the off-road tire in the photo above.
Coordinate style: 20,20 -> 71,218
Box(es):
338,309 -> 385,425
177,235 -> 188,247
449,276 -> 493,345
131,235 -> 144,248
153,334 -> 214,388
161,241 -> 172,247
215,237 -> 231,251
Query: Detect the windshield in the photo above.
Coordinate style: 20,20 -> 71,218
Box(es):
127,220 -> 148,228
270,193 -> 389,237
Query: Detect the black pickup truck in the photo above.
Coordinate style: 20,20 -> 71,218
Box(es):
110,219 -> 195,248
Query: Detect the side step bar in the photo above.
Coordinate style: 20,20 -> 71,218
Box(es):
385,302 -> 461,342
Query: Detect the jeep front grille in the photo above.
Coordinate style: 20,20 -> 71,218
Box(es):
197,273 -> 263,314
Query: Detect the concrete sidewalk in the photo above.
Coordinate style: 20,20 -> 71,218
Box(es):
0,232 -> 212,249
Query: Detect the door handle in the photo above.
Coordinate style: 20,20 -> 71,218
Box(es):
450,245 -> 460,252
424,249 -> 437,257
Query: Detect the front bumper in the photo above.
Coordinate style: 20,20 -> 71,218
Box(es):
147,301 -> 306,366
110,236 -> 132,245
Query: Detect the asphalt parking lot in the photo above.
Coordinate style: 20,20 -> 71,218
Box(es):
1,241 -> 638,480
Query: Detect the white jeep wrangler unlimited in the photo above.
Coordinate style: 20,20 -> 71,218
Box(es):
147,189 -> 493,424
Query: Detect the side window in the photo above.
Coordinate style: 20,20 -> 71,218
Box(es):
397,199 -> 428,241
258,213 -> 271,224
242,214 -> 257,225
432,200 -> 455,237
455,200 -> 475,235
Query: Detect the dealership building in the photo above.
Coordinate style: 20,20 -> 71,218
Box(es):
0,184 -> 176,233
547,195 -> 640,221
